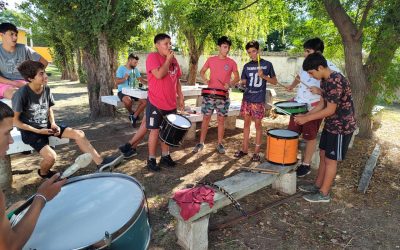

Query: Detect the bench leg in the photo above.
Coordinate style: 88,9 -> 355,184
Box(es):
0,155 -> 12,190
224,116 -> 236,130
176,215 -> 210,250
272,171 -> 297,195
311,147 -> 320,170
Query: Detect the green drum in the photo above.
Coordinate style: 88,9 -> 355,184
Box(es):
274,101 -> 308,115
13,173 -> 151,250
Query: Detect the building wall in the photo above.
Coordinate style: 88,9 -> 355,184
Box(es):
32,47 -> 53,62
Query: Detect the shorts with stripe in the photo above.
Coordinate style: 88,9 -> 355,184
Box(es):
319,129 -> 353,161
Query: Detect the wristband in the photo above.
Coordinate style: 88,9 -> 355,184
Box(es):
35,194 -> 47,204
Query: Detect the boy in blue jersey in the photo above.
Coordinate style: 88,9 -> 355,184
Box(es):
234,41 -> 277,162
115,54 -> 147,127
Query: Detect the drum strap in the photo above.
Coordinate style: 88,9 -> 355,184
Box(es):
197,181 -> 247,217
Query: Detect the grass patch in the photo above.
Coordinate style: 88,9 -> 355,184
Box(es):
46,64 -> 62,82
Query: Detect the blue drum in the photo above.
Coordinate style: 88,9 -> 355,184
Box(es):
12,173 -> 151,250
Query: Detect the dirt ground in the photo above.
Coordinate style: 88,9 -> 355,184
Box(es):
5,80 -> 400,249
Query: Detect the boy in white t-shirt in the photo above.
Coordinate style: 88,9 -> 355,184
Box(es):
286,38 -> 340,177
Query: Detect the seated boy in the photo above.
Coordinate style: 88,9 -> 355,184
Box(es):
294,53 -> 356,202
12,60 -> 121,178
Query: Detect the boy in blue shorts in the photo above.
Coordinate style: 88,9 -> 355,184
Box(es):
234,41 -> 277,161
294,53 -> 356,202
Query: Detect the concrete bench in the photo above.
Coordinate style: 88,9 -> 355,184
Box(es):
183,102 -> 241,141
100,95 -> 124,108
168,162 -> 297,250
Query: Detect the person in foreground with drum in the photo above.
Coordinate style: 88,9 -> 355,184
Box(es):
234,40 -> 277,162
145,33 -> 184,171
0,102 -> 66,250
285,38 -> 341,177
294,53 -> 356,203
12,60 -> 122,178
192,36 -> 239,154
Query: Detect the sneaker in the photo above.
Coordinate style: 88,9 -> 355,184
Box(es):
119,143 -> 137,159
216,144 -> 226,154
251,153 -> 261,162
303,191 -> 331,203
159,154 -> 177,168
97,155 -> 123,171
299,184 -> 320,193
129,114 -> 137,128
234,150 -> 248,158
192,143 -> 204,153
37,169 -> 57,179
147,158 -> 160,171
296,164 -> 311,177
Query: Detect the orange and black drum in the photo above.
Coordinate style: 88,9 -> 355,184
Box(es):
265,129 -> 299,165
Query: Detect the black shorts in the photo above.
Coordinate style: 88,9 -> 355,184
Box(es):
319,129 -> 353,161
20,125 -> 68,152
117,91 -> 139,101
145,100 -> 176,129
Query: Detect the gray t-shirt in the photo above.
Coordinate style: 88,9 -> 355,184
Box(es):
0,43 -> 41,80
12,85 -> 55,129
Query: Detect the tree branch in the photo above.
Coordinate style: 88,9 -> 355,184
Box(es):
354,0 -> 374,40
236,0 -> 259,11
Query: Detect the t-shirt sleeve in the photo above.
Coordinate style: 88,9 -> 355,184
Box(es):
324,76 -> 343,104
11,88 -> 24,112
134,68 -> 141,78
146,53 -> 161,74
25,46 -> 41,61
267,62 -> 276,78
116,66 -> 125,78
202,58 -> 210,70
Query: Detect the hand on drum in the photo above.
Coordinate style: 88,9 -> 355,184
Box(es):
294,114 -> 309,125
36,173 -> 67,203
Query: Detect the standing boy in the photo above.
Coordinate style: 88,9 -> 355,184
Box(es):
0,22 -> 48,99
294,53 -> 356,202
115,54 -> 147,127
234,41 -> 277,161
145,33 -> 184,171
12,60 -> 121,178
192,36 -> 239,154
286,38 -> 341,177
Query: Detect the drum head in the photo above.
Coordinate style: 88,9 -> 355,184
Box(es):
275,101 -> 305,108
22,173 -> 144,250
268,129 -> 299,139
166,114 -> 191,128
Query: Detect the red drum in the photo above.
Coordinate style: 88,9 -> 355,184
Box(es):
201,88 -> 228,100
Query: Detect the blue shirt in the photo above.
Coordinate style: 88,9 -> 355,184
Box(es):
116,66 -> 141,92
241,59 -> 276,103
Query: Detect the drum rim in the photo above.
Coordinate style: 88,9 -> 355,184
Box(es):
24,173 -> 148,250
202,87 -> 228,93
274,101 -> 307,108
266,159 -> 298,166
267,129 -> 299,139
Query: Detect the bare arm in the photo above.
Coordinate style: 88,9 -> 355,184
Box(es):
199,65 -> 209,84
13,112 -> 54,135
286,77 -> 300,91
228,70 -> 240,87
176,79 -> 184,110
0,76 -> 25,87
151,51 -> 174,80
294,100 -> 336,125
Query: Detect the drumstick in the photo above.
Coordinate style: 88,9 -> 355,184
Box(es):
7,153 -> 93,220
292,74 -> 310,88
257,54 -> 261,68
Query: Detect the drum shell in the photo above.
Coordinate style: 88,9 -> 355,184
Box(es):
14,173 -> 151,250
274,101 -> 307,115
265,129 -> 299,165
159,114 -> 192,147
201,88 -> 227,100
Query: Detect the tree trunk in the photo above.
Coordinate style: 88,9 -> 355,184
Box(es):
185,31 -> 205,84
0,156 -> 12,190
82,48 -> 101,118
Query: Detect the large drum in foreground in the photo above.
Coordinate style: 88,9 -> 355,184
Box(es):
274,101 -> 307,115
159,113 -> 192,147
265,129 -> 299,165
13,173 -> 151,250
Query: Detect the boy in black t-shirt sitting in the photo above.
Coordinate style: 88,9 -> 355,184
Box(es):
294,53 -> 356,203
12,60 -> 121,178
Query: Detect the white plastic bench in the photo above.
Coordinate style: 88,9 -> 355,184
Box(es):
100,95 -> 124,108
168,162 -> 297,250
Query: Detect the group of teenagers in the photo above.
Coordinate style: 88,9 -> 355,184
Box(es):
0,21 -> 356,248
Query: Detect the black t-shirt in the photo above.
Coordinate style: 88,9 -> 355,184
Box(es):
12,84 -> 55,129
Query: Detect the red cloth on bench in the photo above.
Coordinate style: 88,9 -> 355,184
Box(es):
172,186 -> 215,220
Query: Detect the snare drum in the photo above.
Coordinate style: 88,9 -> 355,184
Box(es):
274,101 -> 307,115
159,113 -> 192,147
201,88 -> 228,100
13,173 -> 151,250
265,129 -> 299,165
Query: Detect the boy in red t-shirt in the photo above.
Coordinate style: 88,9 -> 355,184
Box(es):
145,33 -> 184,171
192,36 -> 239,154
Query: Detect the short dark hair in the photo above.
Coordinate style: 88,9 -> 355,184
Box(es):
217,36 -> 232,47
0,102 -> 14,122
128,54 -> 139,60
303,38 -> 324,53
245,40 -> 259,50
17,60 -> 45,82
154,33 -> 171,44
302,53 -> 328,71
0,22 -> 18,33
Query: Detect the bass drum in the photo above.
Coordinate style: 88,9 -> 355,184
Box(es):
13,173 -> 151,250
159,113 -> 192,147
